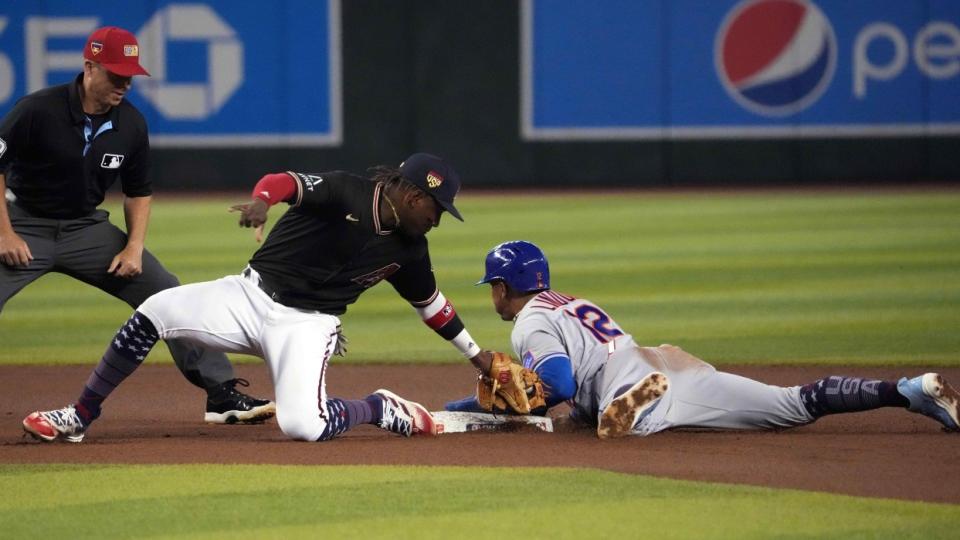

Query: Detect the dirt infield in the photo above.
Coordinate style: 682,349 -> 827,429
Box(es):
2,363 -> 958,504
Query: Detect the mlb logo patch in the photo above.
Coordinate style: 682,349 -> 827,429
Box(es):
101,154 -> 124,169
90,41 -> 103,55
123,45 -> 139,57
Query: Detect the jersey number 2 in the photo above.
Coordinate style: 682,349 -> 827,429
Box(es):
572,305 -> 623,344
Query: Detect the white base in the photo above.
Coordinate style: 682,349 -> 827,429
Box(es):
431,411 -> 553,434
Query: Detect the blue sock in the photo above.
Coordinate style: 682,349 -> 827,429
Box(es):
364,395 -> 383,425
315,398 -> 381,441
799,376 -> 908,418
75,312 -> 158,425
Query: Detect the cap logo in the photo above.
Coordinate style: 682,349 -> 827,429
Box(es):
123,45 -> 139,57
426,171 -> 444,189
90,41 -> 103,55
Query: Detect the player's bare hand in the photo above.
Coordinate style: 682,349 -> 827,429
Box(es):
229,199 -> 269,242
0,230 -> 33,267
229,198 -> 269,227
470,350 -> 495,374
108,245 -> 143,278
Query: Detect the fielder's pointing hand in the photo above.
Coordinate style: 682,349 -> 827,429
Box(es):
229,198 -> 269,243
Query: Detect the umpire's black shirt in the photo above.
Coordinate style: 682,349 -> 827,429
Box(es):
0,73 -> 151,219
249,171 -> 438,315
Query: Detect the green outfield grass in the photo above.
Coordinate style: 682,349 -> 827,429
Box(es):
2,464 -> 958,539
1,190 -> 958,365
4,190 -> 959,539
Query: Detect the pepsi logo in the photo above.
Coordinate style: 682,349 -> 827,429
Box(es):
715,0 -> 837,117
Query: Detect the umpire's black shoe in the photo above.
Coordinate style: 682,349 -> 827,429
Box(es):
205,378 -> 276,424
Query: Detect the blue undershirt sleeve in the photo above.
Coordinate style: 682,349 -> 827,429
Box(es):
535,355 -> 576,408
444,394 -> 485,413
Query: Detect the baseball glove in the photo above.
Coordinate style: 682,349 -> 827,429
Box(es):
476,351 -> 546,414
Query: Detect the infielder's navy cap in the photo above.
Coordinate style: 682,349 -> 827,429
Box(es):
399,153 -> 463,221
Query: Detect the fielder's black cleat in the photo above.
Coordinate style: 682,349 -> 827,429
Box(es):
205,378 -> 276,424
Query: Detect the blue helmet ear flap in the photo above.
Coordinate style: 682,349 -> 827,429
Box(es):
477,241 -> 549,293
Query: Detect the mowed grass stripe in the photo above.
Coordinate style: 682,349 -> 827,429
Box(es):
1,191 -> 957,365
1,464 -> 957,539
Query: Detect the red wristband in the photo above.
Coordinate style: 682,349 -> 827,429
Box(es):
424,300 -> 455,331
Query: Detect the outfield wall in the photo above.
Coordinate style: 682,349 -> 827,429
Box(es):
1,1 -> 958,188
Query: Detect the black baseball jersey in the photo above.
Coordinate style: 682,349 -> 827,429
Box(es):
0,73 -> 150,219
249,171 -> 438,314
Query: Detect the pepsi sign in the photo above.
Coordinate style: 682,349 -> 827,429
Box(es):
522,0 -> 960,140
715,0 -> 837,117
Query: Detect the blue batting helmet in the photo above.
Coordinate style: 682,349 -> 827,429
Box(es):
477,240 -> 550,292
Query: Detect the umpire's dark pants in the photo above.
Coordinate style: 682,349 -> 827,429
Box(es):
0,201 -> 235,390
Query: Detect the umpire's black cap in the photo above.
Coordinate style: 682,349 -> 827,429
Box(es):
400,153 -> 464,221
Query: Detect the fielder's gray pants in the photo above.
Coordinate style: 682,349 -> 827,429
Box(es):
0,202 -> 235,390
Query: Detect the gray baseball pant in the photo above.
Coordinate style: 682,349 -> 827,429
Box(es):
0,202 -> 235,390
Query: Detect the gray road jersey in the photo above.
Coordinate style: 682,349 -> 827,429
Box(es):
511,290 -> 638,419
512,291 -> 813,434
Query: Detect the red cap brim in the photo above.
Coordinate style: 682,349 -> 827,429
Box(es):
101,63 -> 150,77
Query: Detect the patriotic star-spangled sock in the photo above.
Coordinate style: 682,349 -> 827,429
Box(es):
315,398 -> 381,441
798,376 -> 909,419
74,311 -> 159,426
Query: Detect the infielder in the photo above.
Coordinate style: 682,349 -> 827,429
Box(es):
0,26 -> 272,423
448,241 -> 959,438
24,153 -> 490,442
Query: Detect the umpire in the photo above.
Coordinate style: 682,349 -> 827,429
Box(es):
0,26 -> 274,424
